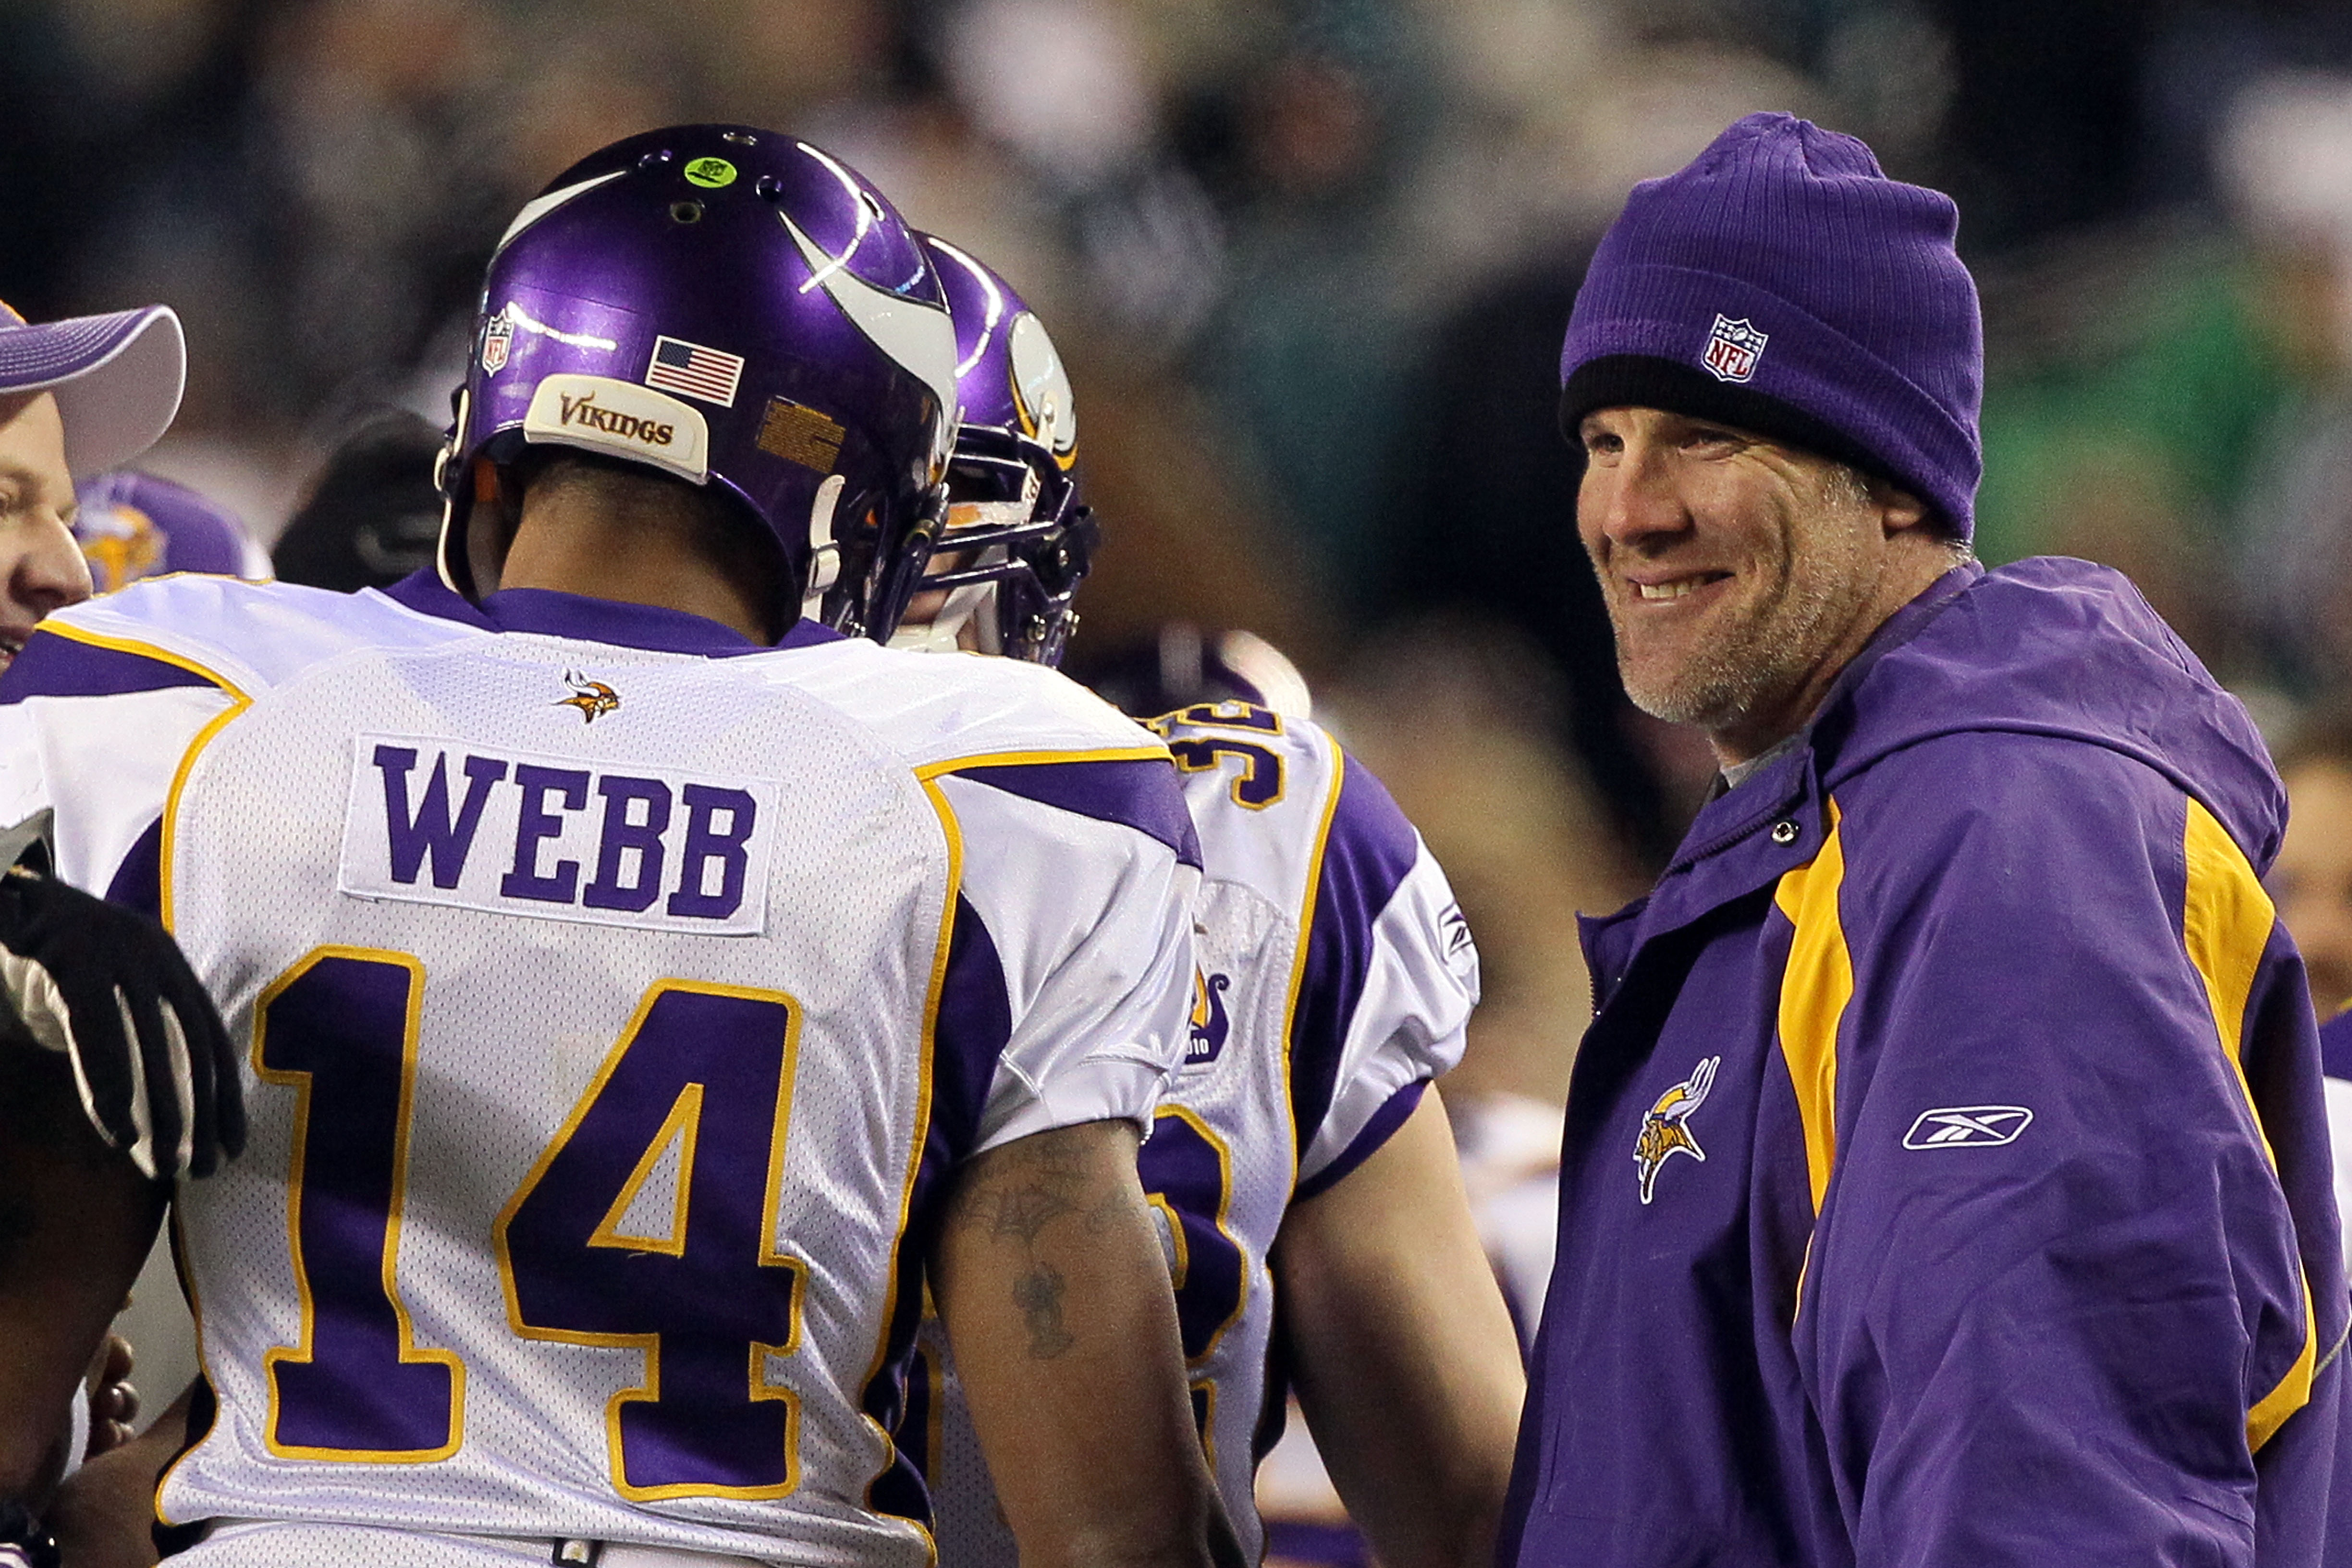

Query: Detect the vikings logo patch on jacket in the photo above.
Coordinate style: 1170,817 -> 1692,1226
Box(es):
1502,560 -> 2352,1568
1632,1056 -> 1715,1204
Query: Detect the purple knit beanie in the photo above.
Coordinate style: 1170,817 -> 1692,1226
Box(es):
1559,113 -> 1983,537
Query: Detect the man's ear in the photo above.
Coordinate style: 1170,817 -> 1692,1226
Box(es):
1864,474 -> 1933,538
464,457 -> 521,595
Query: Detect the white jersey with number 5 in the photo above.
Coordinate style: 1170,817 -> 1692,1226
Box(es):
0,571 -> 1201,1568
915,699 -> 1481,1565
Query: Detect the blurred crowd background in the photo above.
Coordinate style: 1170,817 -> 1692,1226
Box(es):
20,0 -> 2352,1552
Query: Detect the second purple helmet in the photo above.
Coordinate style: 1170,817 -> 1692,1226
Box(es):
439,125 -> 963,635
76,470 -> 267,589
891,234 -> 1093,665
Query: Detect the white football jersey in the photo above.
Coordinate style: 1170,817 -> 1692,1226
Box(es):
914,700 -> 1481,1565
0,572 -> 1201,1568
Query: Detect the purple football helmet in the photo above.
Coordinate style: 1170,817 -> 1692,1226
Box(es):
76,470 -> 267,590
438,126 -> 962,637
896,233 -> 1095,664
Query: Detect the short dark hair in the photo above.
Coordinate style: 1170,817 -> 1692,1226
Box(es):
510,447 -> 751,537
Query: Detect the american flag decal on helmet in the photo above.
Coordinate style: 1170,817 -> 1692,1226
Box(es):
646,335 -> 745,407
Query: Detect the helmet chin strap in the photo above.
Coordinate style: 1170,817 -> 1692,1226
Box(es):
800,474 -> 846,622
889,581 -> 995,653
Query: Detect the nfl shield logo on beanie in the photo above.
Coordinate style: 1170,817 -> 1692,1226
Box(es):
1702,315 -> 1767,383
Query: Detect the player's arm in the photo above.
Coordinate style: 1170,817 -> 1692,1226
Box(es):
0,1040 -> 166,1507
1273,1086 -> 1523,1568
931,1117 -> 1242,1568
47,1382 -> 193,1568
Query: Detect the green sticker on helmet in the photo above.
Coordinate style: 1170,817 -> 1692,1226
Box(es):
683,157 -> 737,189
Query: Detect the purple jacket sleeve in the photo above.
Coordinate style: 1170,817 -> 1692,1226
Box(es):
1797,734 -> 2347,1566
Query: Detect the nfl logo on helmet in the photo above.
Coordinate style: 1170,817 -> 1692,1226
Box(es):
1701,314 -> 1767,383
481,309 -> 513,375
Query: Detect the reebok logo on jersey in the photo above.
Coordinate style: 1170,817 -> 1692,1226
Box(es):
339,734 -> 778,935
1440,902 -> 1476,979
1902,1105 -> 2033,1149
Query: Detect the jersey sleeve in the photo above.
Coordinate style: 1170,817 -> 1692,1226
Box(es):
934,756 -> 1202,1153
1290,749 -> 1481,1198
1799,735 -> 2347,1565
0,622 -> 244,910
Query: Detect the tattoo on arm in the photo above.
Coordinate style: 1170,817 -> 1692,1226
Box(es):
952,1131 -> 1136,1360
951,1135 -> 1084,1241
1012,1262 -> 1075,1360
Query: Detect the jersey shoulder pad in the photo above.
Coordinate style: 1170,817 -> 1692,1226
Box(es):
1146,704 -> 1342,905
16,576 -> 472,701
779,644 -> 1166,770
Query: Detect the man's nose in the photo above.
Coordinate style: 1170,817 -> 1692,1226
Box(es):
1584,444 -> 1688,553
9,510 -> 94,620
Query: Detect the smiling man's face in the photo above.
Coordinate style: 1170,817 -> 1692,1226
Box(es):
1577,404 -> 1942,765
0,390 -> 91,670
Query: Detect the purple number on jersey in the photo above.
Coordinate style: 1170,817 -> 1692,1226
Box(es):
1164,738 -> 1285,810
496,982 -> 805,1499
253,950 -> 464,1460
1138,1108 -> 1246,1369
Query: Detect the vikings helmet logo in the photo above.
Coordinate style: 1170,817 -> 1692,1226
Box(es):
1186,969 -> 1232,1067
1634,1055 -> 1719,1205
81,503 -> 165,592
556,671 -> 620,724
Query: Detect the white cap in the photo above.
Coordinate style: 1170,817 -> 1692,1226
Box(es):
0,302 -> 186,476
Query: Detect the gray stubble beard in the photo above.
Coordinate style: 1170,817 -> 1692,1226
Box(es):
1609,503 -> 1875,736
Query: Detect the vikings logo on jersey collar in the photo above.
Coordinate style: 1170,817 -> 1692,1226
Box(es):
1634,1055 -> 1718,1204
556,671 -> 620,724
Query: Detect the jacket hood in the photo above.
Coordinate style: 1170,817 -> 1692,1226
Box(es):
1813,557 -> 2286,870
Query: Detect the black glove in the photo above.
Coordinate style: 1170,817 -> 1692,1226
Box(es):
0,865 -> 244,1180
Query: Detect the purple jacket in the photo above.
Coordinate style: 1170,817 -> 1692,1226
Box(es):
1501,559 -> 2350,1566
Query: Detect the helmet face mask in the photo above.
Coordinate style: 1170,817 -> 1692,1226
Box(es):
438,126 -> 960,639
887,234 -> 1094,666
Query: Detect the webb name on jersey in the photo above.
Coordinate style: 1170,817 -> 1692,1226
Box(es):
0,572 -> 1203,1568
914,699 -> 1482,1566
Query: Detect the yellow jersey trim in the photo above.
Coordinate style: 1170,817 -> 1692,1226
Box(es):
34,623 -> 252,933
1277,730 -> 1349,1190
914,743 -> 1171,780
844,775 -> 958,1546
586,1082 -> 705,1257
36,619 -> 244,694
1773,801 -> 1854,1216
2182,796 -> 2315,1452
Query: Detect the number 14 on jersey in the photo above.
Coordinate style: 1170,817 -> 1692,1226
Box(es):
252,947 -> 809,1497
